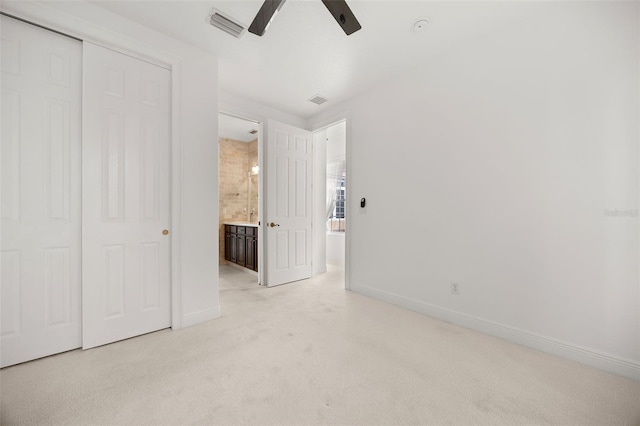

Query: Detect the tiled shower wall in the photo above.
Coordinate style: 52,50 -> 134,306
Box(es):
218,137 -> 258,263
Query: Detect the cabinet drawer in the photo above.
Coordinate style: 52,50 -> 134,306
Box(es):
236,226 -> 246,234
246,227 -> 257,236
225,225 -> 236,233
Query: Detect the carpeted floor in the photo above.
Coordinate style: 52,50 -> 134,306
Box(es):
1,264 -> 639,425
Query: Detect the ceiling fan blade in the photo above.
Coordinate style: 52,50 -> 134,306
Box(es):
248,0 -> 287,36
321,0 -> 361,35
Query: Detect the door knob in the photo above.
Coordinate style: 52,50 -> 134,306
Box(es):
162,229 -> 169,235
269,222 -> 280,228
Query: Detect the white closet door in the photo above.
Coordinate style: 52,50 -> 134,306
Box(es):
82,43 -> 171,349
0,16 -> 82,367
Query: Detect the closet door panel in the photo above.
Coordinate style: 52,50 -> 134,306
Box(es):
0,16 -> 82,368
82,43 -> 171,349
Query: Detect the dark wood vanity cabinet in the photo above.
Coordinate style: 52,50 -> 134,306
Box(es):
224,225 -> 258,272
225,228 -> 236,263
245,232 -> 257,271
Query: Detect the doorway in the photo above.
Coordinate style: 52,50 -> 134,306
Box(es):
324,121 -> 347,267
218,113 -> 261,289
312,120 -> 347,274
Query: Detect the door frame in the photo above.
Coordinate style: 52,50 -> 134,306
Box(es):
309,112 -> 351,290
217,111 -> 264,285
0,3 -> 185,328
218,104 -> 352,289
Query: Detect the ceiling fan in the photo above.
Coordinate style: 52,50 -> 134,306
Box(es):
248,0 -> 361,37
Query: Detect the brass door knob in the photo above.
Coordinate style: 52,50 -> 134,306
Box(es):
269,222 -> 280,228
162,229 -> 169,235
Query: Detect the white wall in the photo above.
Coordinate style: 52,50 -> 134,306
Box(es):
326,234 -> 345,266
309,2 -> 639,379
312,129 -> 328,275
1,0 -> 221,327
326,121 -> 346,163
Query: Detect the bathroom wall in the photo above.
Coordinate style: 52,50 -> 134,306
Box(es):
218,137 -> 258,263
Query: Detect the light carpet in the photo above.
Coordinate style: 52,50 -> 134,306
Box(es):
1,264 -> 639,425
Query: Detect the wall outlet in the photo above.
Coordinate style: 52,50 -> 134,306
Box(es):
451,282 -> 460,295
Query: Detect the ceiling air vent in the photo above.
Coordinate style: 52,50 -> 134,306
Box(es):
208,8 -> 246,39
308,95 -> 329,105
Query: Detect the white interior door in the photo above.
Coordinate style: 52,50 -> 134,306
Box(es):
265,120 -> 312,287
82,43 -> 171,349
0,16 -> 82,367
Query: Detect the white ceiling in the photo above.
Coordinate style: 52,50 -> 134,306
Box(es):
219,113 -> 259,142
91,1 -> 534,119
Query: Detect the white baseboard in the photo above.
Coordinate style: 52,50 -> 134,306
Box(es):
181,306 -> 221,328
350,283 -> 640,381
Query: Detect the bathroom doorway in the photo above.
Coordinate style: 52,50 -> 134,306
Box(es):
218,113 -> 261,289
